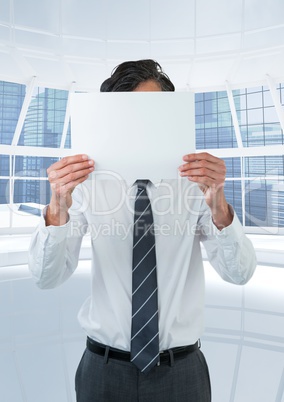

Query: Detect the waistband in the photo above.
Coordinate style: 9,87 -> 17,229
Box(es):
86,337 -> 199,365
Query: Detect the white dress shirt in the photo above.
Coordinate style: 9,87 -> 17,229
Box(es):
28,178 -> 256,351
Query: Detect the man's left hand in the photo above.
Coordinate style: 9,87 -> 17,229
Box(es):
179,152 -> 233,230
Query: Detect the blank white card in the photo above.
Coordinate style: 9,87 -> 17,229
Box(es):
70,92 -> 195,183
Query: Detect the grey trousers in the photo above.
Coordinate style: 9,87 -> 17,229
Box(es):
75,346 -> 211,402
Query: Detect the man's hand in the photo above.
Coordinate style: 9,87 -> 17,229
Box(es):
46,154 -> 95,226
179,152 -> 233,230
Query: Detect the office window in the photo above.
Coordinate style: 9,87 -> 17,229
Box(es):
277,83 -> 284,106
18,88 -> 69,147
0,179 -> 9,204
13,156 -> 59,205
0,81 -> 283,232
0,155 -> 10,176
195,92 -> 238,149
0,82 -> 71,234
195,88 -> 284,229
245,156 -> 284,177
223,157 -> 241,178
233,87 -> 284,147
245,180 -> 284,227
224,180 -> 243,224
0,81 -> 25,145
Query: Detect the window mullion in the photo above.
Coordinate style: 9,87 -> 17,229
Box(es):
266,74 -> 284,133
225,80 -> 243,148
60,81 -> 76,149
11,76 -> 37,146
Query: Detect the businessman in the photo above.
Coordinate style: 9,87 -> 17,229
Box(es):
29,59 -> 256,401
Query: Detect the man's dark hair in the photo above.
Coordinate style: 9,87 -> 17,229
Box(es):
100,59 -> 175,92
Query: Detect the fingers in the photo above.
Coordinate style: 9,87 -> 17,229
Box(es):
182,152 -> 219,164
47,154 -> 89,174
179,152 -> 226,187
50,174 -> 90,196
47,154 -> 95,186
49,162 -> 94,182
47,154 -> 94,206
179,160 -> 225,179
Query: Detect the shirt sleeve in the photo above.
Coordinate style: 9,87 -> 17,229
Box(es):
198,201 -> 257,285
28,189 -> 88,289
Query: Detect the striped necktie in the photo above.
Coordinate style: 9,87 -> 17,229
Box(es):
130,180 -> 159,373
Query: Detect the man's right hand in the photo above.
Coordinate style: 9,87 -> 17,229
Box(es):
46,154 -> 95,226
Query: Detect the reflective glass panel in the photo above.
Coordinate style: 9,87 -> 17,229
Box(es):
0,81 -> 25,145
18,87 -> 68,147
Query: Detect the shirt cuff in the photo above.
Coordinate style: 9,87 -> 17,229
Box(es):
38,206 -> 70,242
210,205 -> 244,244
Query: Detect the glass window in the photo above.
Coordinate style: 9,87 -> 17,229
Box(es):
240,126 -> 248,146
263,107 -> 279,124
277,83 -> 284,106
247,108 -> 263,125
64,122 -> 71,148
247,125 -> 265,147
204,99 -> 216,114
218,127 -> 237,148
0,179 -> 9,204
0,81 -> 70,232
195,102 -> 204,116
244,180 -> 284,228
0,81 -> 25,145
14,156 -> 59,178
195,91 -> 238,150
238,110 -> 247,125
18,87 -> 69,147
202,127 -> 218,148
246,91 -> 263,109
246,86 -> 264,94
0,155 -> 10,176
204,92 -> 215,101
245,156 -> 284,177
264,123 -> 283,145
13,179 -> 50,205
195,115 -> 205,126
204,113 -> 218,127
195,128 -> 205,150
217,97 -> 230,113
217,91 -> 227,99
234,94 -> 246,111
218,112 -> 232,127
233,88 -> 246,96
224,180 -> 242,224
263,90 -> 274,107
223,157 -> 241,178
1,83 -> 284,232
245,179 -> 268,226
195,86 -> 284,229
195,93 -> 203,102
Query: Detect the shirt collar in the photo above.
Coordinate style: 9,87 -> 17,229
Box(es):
126,178 -> 162,190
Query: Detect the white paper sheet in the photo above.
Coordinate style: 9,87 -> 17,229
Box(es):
70,92 -> 195,183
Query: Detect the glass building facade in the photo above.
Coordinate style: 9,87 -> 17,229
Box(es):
0,85 -> 70,206
0,81 -> 283,228
195,86 -> 284,228
0,82 -> 25,204
14,87 -> 71,206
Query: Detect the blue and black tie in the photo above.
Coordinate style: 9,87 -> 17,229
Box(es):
130,180 -> 159,373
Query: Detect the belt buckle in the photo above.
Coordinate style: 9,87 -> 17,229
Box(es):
157,350 -> 165,366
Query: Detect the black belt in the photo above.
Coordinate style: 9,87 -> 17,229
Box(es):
86,337 -> 199,365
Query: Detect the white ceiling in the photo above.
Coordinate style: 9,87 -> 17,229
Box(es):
0,0 -> 284,91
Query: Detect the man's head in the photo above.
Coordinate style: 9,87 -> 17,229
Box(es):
100,59 -> 175,92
